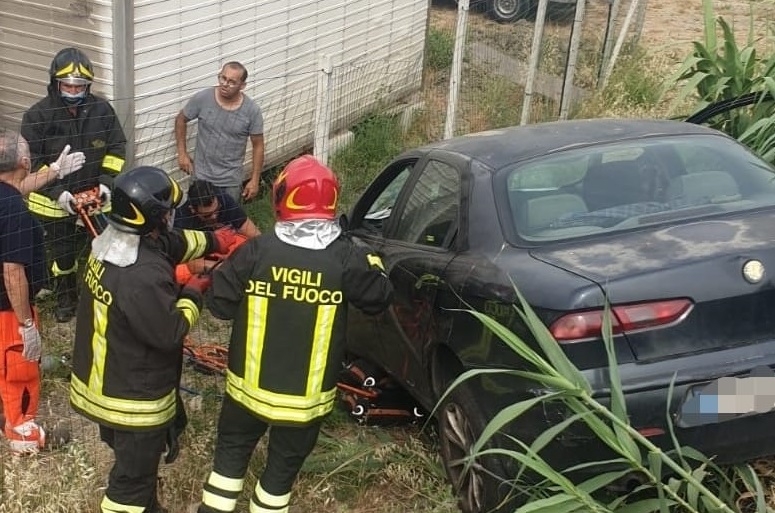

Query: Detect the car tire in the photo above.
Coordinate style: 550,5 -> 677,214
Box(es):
487,0 -> 526,23
438,383 -> 514,513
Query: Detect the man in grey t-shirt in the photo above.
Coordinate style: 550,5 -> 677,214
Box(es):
175,62 -> 264,203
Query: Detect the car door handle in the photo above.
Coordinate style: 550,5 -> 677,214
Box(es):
415,273 -> 441,289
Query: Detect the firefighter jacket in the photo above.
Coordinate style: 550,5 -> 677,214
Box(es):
20,86 -> 127,219
69,229 -> 217,431
205,231 -> 394,425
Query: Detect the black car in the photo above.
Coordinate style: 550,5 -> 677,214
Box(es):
344,118 -> 775,512
447,0 -> 577,23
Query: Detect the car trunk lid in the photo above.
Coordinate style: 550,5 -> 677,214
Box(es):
529,213 -> 775,361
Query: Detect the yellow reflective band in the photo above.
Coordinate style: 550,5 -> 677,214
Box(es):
285,187 -> 305,211
326,188 -> 337,210
78,63 -> 94,79
70,375 -> 176,427
102,154 -> 124,173
121,203 -> 145,227
306,305 -> 335,396
27,191 -> 70,218
101,494 -> 145,513
245,296 -> 268,388
203,489 -> 238,512
170,178 -> 182,205
366,253 -> 386,271
207,471 -> 245,492
181,229 -> 209,262
54,62 -> 75,77
226,372 -> 336,423
52,261 -> 78,277
255,482 -> 290,508
176,297 -> 200,327
88,301 -> 109,393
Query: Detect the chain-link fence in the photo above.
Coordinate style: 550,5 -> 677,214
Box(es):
438,0 -> 648,137
0,1 -> 654,509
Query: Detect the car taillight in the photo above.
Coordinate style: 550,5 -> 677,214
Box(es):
549,299 -> 693,343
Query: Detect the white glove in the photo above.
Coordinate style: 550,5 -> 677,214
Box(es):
49,145 -> 86,180
99,183 -> 111,206
19,324 -> 42,361
57,191 -> 76,215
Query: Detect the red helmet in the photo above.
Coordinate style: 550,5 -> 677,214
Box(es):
273,155 -> 339,221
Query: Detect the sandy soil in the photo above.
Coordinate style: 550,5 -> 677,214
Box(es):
637,0 -> 774,56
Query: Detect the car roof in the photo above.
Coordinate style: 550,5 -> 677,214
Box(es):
418,118 -> 727,170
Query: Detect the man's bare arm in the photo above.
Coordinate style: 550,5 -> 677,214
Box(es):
4,262 -> 32,324
175,111 -> 193,174
242,134 -> 265,201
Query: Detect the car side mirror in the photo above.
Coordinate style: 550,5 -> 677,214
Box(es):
338,213 -> 350,231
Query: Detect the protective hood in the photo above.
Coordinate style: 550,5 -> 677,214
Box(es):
91,224 -> 140,267
274,219 -> 342,250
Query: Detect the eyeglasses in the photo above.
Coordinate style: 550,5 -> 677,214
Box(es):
193,203 -> 219,220
217,74 -> 242,88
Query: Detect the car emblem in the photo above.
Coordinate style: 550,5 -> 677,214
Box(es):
742,259 -> 765,284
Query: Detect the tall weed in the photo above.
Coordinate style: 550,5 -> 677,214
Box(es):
437,285 -> 772,513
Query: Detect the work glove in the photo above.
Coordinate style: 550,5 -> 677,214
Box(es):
57,191 -> 77,215
185,273 -> 213,295
164,392 -> 188,464
212,227 -> 238,255
49,145 -> 86,180
19,323 -> 42,362
98,184 -> 111,206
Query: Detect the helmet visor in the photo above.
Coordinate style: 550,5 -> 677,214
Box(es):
57,76 -> 91,86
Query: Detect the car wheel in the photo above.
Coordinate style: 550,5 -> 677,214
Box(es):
438,384 -> 512,513
487,0 -> 526,23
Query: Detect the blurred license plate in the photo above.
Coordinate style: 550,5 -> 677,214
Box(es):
676,372 -> 775,428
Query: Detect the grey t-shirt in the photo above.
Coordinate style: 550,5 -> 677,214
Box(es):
183,88 -> 264,187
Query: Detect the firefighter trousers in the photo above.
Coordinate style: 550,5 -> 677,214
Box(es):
39,215 -> 88,278
0,309 -> 40,436
98,425 -> 168,513
198,395 -> 323,513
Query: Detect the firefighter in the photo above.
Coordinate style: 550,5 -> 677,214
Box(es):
21,47 -> 127,323
69,166 -> 237,513
196,155 -> 394,513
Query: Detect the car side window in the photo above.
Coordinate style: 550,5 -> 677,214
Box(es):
359,164 -> 414,234
392,160 -> 460,248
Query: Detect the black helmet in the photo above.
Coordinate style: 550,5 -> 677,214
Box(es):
108,166 -> 183,235
49,47 -> 94,86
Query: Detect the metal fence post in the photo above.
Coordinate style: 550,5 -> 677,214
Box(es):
314,54 -> 333,165
444,0 -> 469,140
521,0 -> 549,126
560,0 -> 587,120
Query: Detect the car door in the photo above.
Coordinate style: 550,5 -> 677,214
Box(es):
348,154 -> 463,404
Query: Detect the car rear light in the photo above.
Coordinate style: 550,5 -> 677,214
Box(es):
636,427 -> 665,437
549,299 -> 693,343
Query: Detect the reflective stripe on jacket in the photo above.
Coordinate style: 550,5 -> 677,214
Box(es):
206,232 -> 393,425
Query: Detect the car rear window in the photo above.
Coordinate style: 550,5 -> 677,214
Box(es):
502,134 -> 775,242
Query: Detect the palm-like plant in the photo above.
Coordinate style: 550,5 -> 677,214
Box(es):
664,0 -> 775,163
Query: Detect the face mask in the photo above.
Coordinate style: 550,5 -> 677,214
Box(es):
61,90 -> 86,106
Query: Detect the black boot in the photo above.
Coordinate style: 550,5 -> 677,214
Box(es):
54,274 -> 77,323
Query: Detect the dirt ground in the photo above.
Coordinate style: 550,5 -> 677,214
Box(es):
638,0 -> 774,51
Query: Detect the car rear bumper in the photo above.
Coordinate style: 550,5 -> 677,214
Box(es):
499,343 -> 775,470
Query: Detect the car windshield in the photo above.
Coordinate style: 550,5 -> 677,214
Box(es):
502,134 -> 775,242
